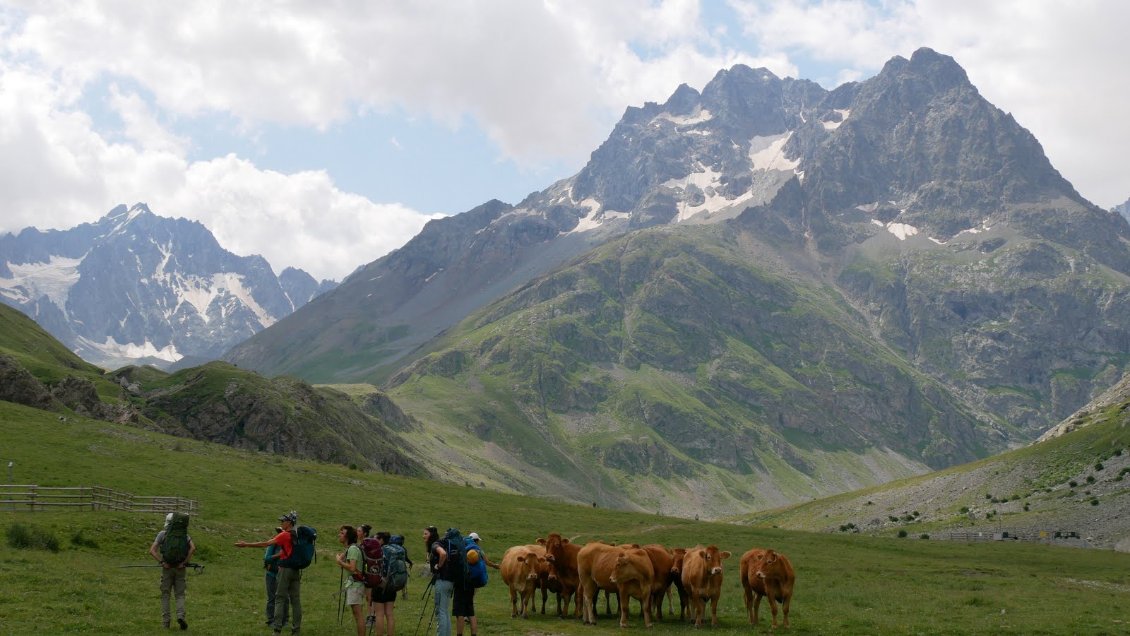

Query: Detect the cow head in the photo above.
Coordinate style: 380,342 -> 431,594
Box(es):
670,547 -> 686,575
515,553 -> 544,581
755,550 -> 779,579
540,533 -> 568,563
700,545 -> 731,576
610,550 -> 637,584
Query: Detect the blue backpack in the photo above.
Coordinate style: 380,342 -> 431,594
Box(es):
466,542 -> 488,588
278,526 -> 317,569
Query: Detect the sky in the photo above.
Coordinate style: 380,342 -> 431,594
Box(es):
1,1 -> 1128,282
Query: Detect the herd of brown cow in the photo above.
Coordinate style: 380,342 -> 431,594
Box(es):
498,533 -> 795,629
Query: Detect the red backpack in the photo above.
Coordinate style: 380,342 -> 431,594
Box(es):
357,537 -> 384,588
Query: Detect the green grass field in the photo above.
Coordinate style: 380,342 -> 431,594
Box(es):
2,400 -> 1129,635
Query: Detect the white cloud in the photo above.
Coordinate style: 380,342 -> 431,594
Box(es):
164,156 -> 442,282
2,0 -> 1128,289
0,58 -> 437,281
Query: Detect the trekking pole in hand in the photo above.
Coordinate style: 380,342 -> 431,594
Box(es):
338,568 -> 346,625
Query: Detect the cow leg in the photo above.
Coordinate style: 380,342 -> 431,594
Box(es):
767,591 -> 778,628
509,588 -> 518,618
581,583 -> 594,625
743,582 -> 753,624
781,593 -> 791,629
540,585 -> 547,614
617,585 -> 630,628
753,592 -> 763,626
643,591 -> 653,629
709,594 -> 720,627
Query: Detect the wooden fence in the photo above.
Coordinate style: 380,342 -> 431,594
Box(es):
0,485 -> 198,514
944,529 -> 1081,543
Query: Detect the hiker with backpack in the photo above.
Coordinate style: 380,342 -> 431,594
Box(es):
149,512 -> 195,630
336,525 -> 366,636
455,532 -> 490,636
236,511 -> 315,635
368,531 -> 407,636
423,526 -> 454,636
264,526 -> 289,627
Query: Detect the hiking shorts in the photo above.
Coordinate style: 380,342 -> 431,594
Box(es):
452,587 -> 475,617
372,586 -> 398,604
346,586 -> 365,606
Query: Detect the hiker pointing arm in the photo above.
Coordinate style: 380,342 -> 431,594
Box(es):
236,511 -> 302,634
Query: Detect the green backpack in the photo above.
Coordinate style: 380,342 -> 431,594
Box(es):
160,513 -> 191,564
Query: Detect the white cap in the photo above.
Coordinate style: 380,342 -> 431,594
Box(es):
468,532 -> 481,541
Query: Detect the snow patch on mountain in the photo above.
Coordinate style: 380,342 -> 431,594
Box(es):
870,218 -> 920,240
655,108 -> 713,126
823,109 -> 851,130
77,334 -> 183,363
0,256 -> 83,308
749,133 -> 799,172
214,273 -> 276,328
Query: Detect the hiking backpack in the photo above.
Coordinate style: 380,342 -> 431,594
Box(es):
381,542 -> 409,593
160,512 -> 191,564
358,537 -> 384,587
440,528 -> 469,587
278,525 -> 317,569
466,542 -> 488,588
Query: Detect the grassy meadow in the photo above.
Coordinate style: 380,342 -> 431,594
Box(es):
2,400 -> 1129,635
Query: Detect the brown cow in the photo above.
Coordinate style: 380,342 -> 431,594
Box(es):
680,544 -> 731,627
741,548 -> 795,629
610,547 -> 656,628
641,544 -> 676,620
669,547 -> 689,620
537,533 -> 582,618
532,549 -> 562,615
577,542 -> 655,628
500,544 -> 546,619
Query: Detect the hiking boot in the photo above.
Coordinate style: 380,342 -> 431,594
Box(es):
178,618 -> 188,630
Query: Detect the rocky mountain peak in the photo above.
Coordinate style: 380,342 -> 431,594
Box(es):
0,204 -> 336,370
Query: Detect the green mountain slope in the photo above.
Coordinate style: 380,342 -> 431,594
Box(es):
0,303 -> 421,475
383,224 -> 1006,516
739,373 -> 1130,550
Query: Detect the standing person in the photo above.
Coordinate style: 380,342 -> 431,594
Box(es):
149,512 -> 196,630
454,533 -> 487,636
336,525 -> 366,636
264,527 -> 290,626
357,524 -> 374,628
370,532 -> 398,636
424,526 -> 452,636
236,511 -> 302,635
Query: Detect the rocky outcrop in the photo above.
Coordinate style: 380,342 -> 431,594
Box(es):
0,354 -> 56,410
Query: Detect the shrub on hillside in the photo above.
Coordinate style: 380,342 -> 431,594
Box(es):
7,523 -> 60,552
70,530 -> 99,549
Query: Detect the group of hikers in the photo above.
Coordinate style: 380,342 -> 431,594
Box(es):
148,510 -> 495,636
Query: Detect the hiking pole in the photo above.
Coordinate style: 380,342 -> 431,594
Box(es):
413,577 -> 435,636
338,568 -> 346,625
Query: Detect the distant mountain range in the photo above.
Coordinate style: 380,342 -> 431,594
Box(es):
6,48 -> 1130,519
0,203 -> 336,370
226,48 -> 1130,516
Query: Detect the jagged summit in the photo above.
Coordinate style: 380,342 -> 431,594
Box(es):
0,203 -> 336,369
